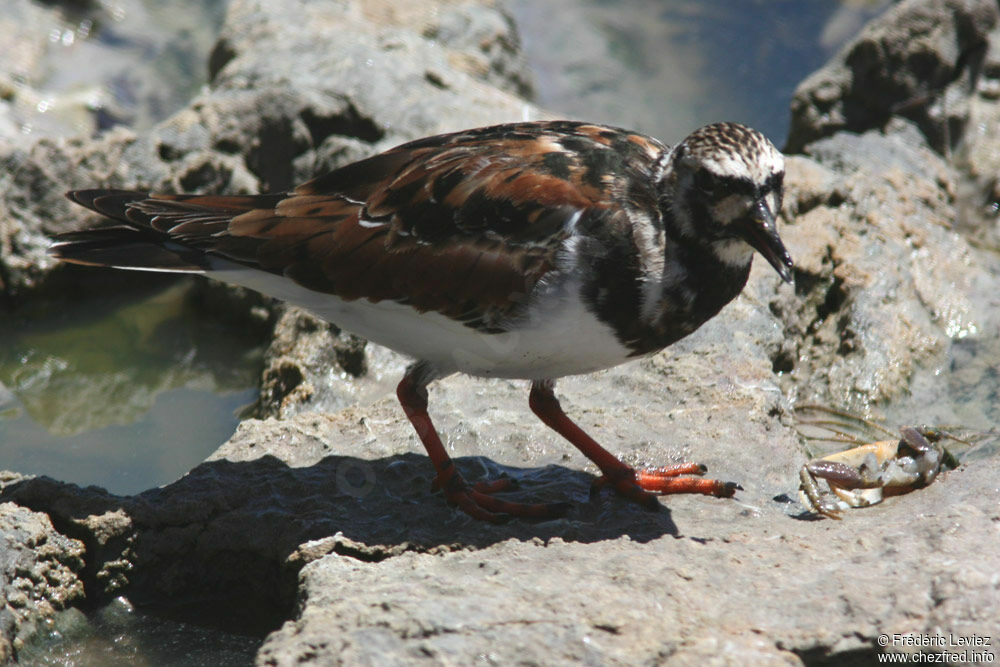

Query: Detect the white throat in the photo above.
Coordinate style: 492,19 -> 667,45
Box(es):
710,237 -> 754,269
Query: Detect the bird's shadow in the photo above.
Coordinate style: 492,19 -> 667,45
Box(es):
0,452 -> 682,634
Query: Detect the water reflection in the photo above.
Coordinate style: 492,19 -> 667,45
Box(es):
0,275 -> 266,495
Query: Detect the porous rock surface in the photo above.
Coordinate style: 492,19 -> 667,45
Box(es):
0,497 -> 85,663
1,0 -> 999,665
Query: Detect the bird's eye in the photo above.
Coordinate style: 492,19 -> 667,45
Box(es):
694,169 -> 718,197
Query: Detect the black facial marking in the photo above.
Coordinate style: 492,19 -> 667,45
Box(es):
765,171 -> 783,194
696,169 -> 756,199
694,169 -> 718,196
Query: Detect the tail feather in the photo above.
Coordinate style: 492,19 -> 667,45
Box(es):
52,189 -> 263,272
67,189 -> 150,223
55,188 -> 342,275
65,189 -> 287,228
48,226 -> 210,272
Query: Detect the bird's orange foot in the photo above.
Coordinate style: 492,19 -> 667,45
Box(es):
432,464 -> 571,523
591,462 -> 741,509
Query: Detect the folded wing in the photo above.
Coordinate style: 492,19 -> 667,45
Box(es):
52,122 -> 649,331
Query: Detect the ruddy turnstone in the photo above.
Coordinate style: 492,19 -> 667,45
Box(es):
50,120 -> 792,522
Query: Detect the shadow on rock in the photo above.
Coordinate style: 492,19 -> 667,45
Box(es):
0,452 -> 681,635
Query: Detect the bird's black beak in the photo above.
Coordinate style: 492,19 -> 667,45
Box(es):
742,197 -> 793,283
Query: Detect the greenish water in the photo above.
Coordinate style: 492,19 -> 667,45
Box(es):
0,275 -> 265,495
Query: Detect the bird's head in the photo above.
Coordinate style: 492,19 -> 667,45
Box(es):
662,121 -> 793,283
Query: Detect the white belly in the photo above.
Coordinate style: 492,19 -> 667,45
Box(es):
209,263 -> 632,379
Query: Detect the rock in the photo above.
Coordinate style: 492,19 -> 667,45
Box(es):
245,0 -> 1000,661
0,128 -> 139,296
0,0 -> 226,142
255,307 -> 373,419
0,0 -> 92,142
0,496 -> 86,662
0,293 -> 805,637
253,305 -> 417,419
786,0 -> 999,154
955,20 -> 1000,250
772,0 -> 1000,424
209,0 -> 534,100
258,450 -> 1000,664
768,129 -> 989,413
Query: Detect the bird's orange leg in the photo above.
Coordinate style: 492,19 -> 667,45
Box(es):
397,374 -> 570,523
528,380 -> 739,508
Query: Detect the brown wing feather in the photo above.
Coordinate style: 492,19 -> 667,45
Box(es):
58,121 -> 666,331
226,194 -> 556,329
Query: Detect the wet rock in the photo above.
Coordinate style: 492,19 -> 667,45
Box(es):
771,0 -> 1000,422
0,0 -> 224,143
768,130 -> 988,412
0,0 -> 94,142
0,494 -> 86,662
255,308 -> 371,420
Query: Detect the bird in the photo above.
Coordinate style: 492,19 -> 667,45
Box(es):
49,119 -> 793,523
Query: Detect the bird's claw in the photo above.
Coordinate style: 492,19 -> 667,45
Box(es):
433,468 -> 569,523
591,462 -> 740,508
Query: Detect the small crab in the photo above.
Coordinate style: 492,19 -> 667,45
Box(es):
798,426 -> 954,519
